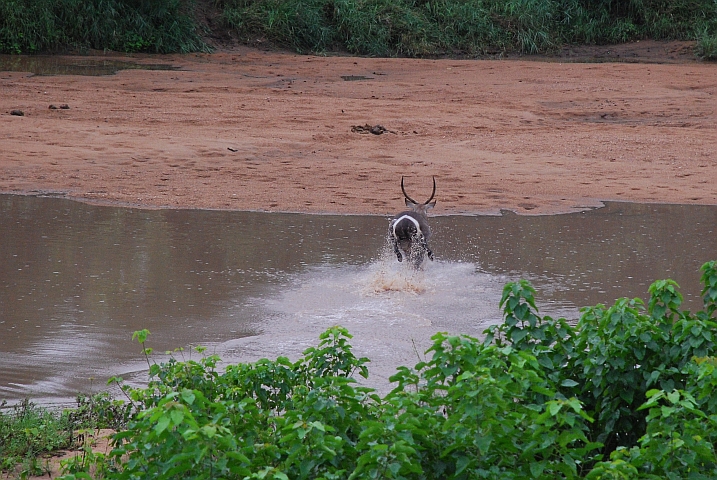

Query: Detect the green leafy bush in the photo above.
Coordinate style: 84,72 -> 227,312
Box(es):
0,391 -> 134,478
487,260 -> 717,472
52,260 -> 717,479
69,392 -> 134,432
696,31 -> 717,60
0,399 -> 73,477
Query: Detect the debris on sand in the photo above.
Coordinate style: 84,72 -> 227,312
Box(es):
351,124 -> 395,135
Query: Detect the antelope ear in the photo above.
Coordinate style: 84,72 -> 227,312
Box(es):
425,201 -> 436,210
405,198 -> 417,208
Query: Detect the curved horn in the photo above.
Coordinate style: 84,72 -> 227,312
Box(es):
424,176 -> 436,205
401,176 -> 418,204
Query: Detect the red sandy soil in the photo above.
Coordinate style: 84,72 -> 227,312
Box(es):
1,41 -> 716,217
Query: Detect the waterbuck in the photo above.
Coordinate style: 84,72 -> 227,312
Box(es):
389,176 -> 436,268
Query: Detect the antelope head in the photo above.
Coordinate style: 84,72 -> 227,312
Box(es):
388,176 -> 436,268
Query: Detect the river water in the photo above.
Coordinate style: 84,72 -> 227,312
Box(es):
1,194 -> 715,402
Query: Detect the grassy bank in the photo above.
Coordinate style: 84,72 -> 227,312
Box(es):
0,0 -> 208,54
0,393 -> 129,478
1,0 -> 717,58
220,0 -> 717,57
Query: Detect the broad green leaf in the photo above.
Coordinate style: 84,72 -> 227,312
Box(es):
474,435 -> 492,455
155,414 -> 171,435
181,389 -> 196,405
661,406 -> 676,418
530,460 -> 546,477
510,326 -> 529,343
310,421 -> 326,432
132,328 -> 150,344
201,424 -> 217,438
455,455 -> 471,475
170,408 -> 184,426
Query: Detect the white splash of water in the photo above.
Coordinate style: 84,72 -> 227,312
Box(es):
362,248 -> 430,295
219,254 -> 515,393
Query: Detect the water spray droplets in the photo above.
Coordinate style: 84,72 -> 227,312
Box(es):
361,243 -> 432,295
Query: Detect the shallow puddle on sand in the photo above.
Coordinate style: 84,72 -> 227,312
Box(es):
0,54 -> 178,76
1,195 -> 715,402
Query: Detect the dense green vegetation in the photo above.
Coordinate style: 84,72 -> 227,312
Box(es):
1,0 -> 717,58
2,260 -> 714,479
0,0 -> 208,54
0,392 -> 129,478
220,0 -> 717,57
0,399 -> 73,477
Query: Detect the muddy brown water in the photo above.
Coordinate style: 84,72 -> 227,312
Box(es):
0,54 -> 178,76
1,194 -> 715,403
